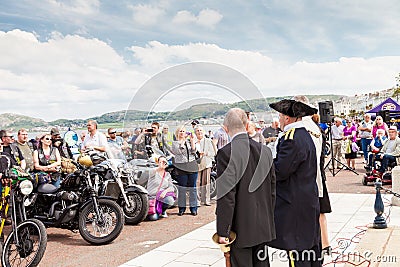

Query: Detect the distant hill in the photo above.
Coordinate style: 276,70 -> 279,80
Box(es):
0,113 -> 48,129
0,94 -> 343,130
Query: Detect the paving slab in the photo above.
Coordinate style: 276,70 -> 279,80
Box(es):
121,193 -> 400,267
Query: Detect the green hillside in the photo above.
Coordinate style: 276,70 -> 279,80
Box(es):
0,94 -> 342,130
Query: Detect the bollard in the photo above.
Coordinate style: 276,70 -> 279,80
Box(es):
392,166 -> 400,206
373,179 -> 387,229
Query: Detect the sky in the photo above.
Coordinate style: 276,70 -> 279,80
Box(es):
1,0 -> 400,121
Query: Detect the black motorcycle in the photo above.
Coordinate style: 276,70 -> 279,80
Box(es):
24,160 -> 125,245
91,158 -> 149,225
0,158 -> 47,267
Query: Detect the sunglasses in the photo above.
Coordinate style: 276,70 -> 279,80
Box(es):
5,136 -> 14,138
109,132 -> 116,134
44,137 -> 51,141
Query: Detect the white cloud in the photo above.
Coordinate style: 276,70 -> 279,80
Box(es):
129,4 -> 165,26
129,41 -> 400,98
172,9 -> 223,29
1,29 -> 400,121
0,29 -> 148,120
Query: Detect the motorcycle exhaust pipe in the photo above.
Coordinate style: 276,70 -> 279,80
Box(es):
212,231 -> 236,267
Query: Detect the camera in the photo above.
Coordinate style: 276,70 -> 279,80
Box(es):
146,128 -> 154,133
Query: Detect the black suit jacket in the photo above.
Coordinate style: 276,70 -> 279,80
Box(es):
216,133 -> 276,248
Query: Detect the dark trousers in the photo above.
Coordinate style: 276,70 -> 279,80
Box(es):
361,138 -> 372,161
230,242 -> 270,267
379,154 -> 396,173
287,245 -> 322,267
175,172 -> 198,213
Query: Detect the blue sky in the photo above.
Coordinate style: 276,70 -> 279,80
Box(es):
1,0 -> 400,120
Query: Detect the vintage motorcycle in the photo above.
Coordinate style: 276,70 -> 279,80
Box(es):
24,158 -> 125,245
0,156 -> 47,267
91,158 -> 149,225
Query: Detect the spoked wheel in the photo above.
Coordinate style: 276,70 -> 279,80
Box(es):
210,173 -> 217,199
122,192 -> 148,225
2,219 -> 47,267
362,176 -> 368,186
79,198 -> 124,245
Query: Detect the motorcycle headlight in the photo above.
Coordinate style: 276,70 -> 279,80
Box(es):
20,180 -> 33,195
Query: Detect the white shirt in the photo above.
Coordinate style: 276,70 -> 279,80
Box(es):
83,131 -> 108,151
331,124 -> 344,139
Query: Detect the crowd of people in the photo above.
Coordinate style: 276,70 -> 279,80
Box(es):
8,97 -> 396,266
328,113 -> 400,178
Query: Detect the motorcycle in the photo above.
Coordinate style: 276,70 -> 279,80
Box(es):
24,158 -> 125,245
91,158 -> 149,225
0,157 -> 47,267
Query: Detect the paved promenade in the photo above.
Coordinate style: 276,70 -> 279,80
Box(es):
120,193 -> 400,267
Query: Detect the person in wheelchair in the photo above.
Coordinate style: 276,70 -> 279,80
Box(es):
372,126 -> 400,177
365,129 -> 387,172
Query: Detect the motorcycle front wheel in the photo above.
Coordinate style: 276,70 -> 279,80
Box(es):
210,173 -> 217,199
121,192 -> 148,225
1,219 -> 47,267
79,198 -> 124,245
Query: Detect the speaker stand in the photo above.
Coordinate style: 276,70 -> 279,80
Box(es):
323,124 -> 359,177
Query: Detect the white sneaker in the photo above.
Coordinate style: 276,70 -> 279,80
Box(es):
161,212 -> 168,218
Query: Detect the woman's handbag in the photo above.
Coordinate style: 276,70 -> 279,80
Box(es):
172,158 -> 199,173
148,199 -> 157,215
351,142 -> 360,152
148,171 -> 166,215
345,140 -> 352,154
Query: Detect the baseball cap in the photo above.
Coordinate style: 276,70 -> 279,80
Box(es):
50,128 -> 60,136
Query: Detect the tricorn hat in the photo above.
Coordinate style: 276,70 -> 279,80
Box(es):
269,99 -> 318,118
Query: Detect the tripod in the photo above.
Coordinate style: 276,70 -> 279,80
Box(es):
324,123 -> 358,176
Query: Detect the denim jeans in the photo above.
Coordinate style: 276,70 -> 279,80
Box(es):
175,172 -> 198,213
379,154 -> 396,173
361,138 -> 372,162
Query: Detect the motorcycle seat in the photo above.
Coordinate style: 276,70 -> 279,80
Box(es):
38,183 -> 59,194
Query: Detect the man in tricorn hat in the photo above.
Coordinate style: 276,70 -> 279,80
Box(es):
268,99 -> 321,267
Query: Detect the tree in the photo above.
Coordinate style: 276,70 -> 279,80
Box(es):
392,73 -> 400,102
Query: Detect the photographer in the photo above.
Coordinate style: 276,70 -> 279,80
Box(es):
135,122 -> 169,156
51,127 -> 73,159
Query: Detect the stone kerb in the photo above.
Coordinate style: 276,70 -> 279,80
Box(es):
391,166 -> 400,206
